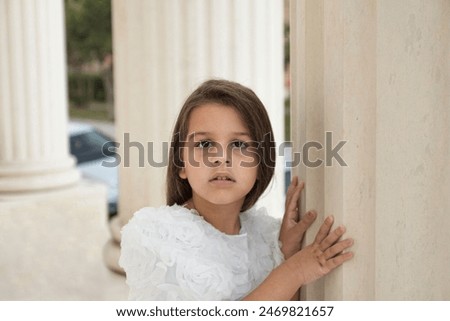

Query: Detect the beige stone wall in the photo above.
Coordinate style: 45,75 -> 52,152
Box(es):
291,0 -> 450,300
375,0 -> 450,300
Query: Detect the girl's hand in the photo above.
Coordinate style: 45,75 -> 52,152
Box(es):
290,216 -> 354,285
279,176 -> 317,259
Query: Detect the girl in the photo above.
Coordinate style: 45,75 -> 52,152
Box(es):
119,79 -> 353,300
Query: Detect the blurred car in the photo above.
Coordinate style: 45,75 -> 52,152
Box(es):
69,121 -> 118,218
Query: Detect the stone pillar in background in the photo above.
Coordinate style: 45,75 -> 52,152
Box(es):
0,0 -> 79,191
105,0 -> 284,272
290,0 -> 450,300
0,0 -> 121,299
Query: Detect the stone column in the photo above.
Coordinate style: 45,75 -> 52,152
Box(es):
0,0 -> 79,192
0,1 -> 123,300
105,0 -> 284,272
290,0 -> 450,300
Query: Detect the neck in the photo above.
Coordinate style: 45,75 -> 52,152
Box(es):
186,197 -> 242,235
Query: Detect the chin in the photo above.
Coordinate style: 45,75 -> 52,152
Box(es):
208,197 -> 245,207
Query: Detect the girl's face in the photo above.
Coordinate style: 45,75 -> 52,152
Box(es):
179,103 -> 258,209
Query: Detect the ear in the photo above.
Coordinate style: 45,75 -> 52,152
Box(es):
179,168 -> 187,179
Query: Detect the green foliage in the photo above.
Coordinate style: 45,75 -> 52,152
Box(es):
65,0 -> 112,67
284,23 -> 290,68
68,72 -> 106,107
285,96 -> 291,141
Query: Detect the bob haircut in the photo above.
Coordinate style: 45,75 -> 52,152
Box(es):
166,79 -> 276,212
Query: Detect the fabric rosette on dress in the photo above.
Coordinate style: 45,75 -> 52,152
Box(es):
119,205 -> 284,300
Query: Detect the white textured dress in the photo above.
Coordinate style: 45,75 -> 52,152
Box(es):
119,204 -> 284,300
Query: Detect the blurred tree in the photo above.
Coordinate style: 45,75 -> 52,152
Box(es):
65,0 -> 111,66
65,0 -> 114,119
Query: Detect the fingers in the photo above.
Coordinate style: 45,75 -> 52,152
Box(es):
319,227 -> 354,270
323,238 -> 354,260
285,176 -> 297,205
308,216 -> 354,272
285,176 -> 301,206
284,176 -> 304,222
286,186 -> 302,219
291,175 -> 299,187
285,176 -> 301,204
291,210 -> 317,237
322,251 -> 354,271
314,215 -> 334,244
319,225 -> 346,252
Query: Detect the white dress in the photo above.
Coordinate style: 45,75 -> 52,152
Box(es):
119,204 -> 284,300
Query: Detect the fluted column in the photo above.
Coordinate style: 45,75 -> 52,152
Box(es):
0,0 -> 79,192
0,1 -> 118,299
105,0 -> 284,272
291,0 -> 450,300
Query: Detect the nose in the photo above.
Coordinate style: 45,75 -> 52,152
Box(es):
214,158 -> 231,165
208,144 -> 231,167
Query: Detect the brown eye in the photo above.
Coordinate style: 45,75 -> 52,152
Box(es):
231,140 -> 248,149
195,140 -> 212,148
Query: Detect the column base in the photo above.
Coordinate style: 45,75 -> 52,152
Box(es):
0,157 -> 80,193
0,180 -> 127,300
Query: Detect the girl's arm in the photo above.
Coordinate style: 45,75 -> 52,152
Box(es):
243,216 -> 354,301
279,176 -> 317,300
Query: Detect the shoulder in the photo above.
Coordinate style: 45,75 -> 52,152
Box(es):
241,206 -> 281,237
121,204 -> 206,249
123,204 -> 193,227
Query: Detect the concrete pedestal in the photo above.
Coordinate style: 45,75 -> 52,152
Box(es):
0,181 -> 128,300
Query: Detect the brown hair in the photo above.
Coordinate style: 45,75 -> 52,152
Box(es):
166,79 -> 275,212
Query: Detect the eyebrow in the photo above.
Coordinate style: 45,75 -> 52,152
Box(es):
186,131 -> 252,140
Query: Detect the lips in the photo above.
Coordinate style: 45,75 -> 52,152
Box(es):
210,173 -> 235,182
